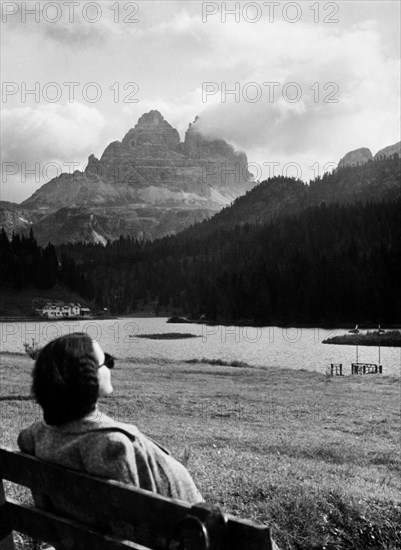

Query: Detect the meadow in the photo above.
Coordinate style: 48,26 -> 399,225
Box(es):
0,353 -> 400,549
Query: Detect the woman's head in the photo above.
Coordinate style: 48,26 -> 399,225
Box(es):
32,332 -> 113,426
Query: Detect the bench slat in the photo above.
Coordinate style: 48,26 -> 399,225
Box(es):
4,499 -> 148,550
1,447 -> 192,548
0,476 -> 16,549
0,449 -> 273,550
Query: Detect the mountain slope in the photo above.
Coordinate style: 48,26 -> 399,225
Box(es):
180,154 -> 401,240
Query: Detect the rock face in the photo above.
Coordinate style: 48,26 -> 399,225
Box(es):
22,111 -> 253,210
373,141 -> 401,160
29,205 -> 215,246
122,110 -> 181,151
338,147 -> 373,169
16,111 -> 254,243
0,201 -> 40,235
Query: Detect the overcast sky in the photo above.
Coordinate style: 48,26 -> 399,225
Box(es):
1,0 -> 400,202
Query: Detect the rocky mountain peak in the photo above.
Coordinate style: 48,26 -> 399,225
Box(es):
187,115 -> 201,130
87,154 -> 99,164
84,153 -> 102,181
14,110 -> 256,243
184,116 -> 241,161
338,147 -> 373,169
136,110 -> 166,127
121,110 -> 180,151
373,141 -> 401,160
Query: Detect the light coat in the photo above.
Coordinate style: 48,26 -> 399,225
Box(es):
18,409 -> 203,504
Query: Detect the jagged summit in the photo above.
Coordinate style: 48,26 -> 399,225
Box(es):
183,115 -> 248,164
12,110 -> 254,243
186,115 -> 201,130
136,110 -> 167,127
21,110 -> 252,210
121,110 -> 181,150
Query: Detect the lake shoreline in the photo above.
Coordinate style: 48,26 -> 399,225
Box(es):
2,313 -> 400,332
166,315 -> 401,330
1,319 -> 400,377
323,330 -> 401,347
0,316 -> 118,323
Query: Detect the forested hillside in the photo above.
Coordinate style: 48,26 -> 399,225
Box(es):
181,155 -> 400,239
0,229 -> 59,290
0,228 -> 92,303
58,199 -> 401,325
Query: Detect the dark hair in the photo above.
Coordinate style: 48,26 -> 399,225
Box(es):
32,332 -> 99,426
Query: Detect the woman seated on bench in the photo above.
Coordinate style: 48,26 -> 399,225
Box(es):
18,332 -> 203,504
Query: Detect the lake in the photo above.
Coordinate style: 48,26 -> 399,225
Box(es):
0,318 -> 400,377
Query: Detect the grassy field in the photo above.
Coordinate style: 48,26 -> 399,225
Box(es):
0,353 -> 400,549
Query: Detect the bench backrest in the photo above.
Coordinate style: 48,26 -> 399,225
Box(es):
0,448 -> 274,550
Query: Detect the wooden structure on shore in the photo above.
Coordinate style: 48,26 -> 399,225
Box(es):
329,363 -> 383,376
351,362 -> 382,375
330,363 -> 343,376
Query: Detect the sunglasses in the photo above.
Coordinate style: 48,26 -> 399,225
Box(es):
98,352 -> 115,370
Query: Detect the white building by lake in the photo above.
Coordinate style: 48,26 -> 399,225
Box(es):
40,302 -> 86,318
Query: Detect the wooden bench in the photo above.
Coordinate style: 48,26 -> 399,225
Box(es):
0,448 -> 279,550
351,363 -> 382,375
